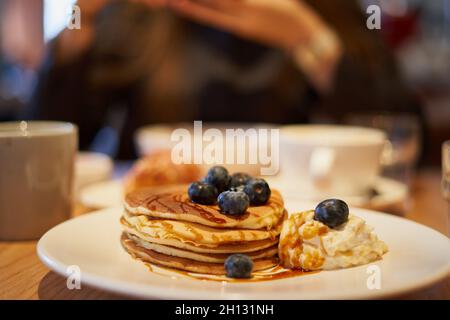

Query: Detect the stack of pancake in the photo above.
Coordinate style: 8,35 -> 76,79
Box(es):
120,185 -> 286,275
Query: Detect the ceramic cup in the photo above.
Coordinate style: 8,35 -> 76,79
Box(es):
279,125 -> 386,198
135,122 -> 276,176
0,121 -> 77,240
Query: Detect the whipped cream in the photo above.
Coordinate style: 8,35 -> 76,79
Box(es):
278,211 -> 388,270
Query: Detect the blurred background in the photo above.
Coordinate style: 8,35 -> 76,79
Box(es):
1,0 -> 449,299
0,0 -> 449,166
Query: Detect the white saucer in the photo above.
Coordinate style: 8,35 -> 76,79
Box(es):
266,176 -> 408,212
37,201 -> 450,300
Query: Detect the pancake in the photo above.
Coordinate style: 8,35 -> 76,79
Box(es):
124,151 -> 202,194
124,186 -> 285,230
121,210 -> 285,247
121,233 -> 279,275
122,218 -> 279,253
126,233 -> 278,263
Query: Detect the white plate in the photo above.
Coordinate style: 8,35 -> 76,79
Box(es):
79,177 -> 407,212
37,201 -> 450,300
79,180 -> 123,209
75,152 -> 113,199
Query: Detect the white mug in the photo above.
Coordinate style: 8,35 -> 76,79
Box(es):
279,125 -> 386,198
0,121 -> 77,240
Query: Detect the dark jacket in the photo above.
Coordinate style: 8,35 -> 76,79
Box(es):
26,0 -> 423,159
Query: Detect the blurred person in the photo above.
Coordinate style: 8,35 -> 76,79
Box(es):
0,0 -> 43,119
1,0 -> 44,69
26,0 -> 423,158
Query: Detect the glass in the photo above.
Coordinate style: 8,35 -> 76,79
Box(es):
345,113 -> 421,185
343,113 -> 422,215
442,140 -> 450,236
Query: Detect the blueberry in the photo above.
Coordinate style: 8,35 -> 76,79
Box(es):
229,185 -> 245,192
314,199 -> 349,228
205,166 -> 231,193
243,178 -> 271,205
218,191 -> 249,215
188,181 -> 218,205
230,172 -> 251,189
224,254 -> 253,279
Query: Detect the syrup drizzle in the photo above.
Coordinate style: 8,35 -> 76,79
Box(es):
141,192 -> 228,224
146,263 -> 317,282
129,189 -> 284,227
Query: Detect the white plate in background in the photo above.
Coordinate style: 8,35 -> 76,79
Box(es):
79,180 -> 123,209
75,152 -> 113,198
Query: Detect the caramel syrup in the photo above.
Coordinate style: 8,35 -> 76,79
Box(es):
143,193 -> 227,224
144,263 -> 317,283
127,188 -> 285,226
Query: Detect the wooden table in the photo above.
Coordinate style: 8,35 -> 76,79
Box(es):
1,169 -> 448,300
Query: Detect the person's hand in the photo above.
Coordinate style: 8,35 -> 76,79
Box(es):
130,0 -> 170,8
165,0 -> 343,92
167,0 -> 328,52
138,0 -> 343,93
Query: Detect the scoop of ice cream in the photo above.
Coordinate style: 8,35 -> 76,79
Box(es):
278,211 -> 388,270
